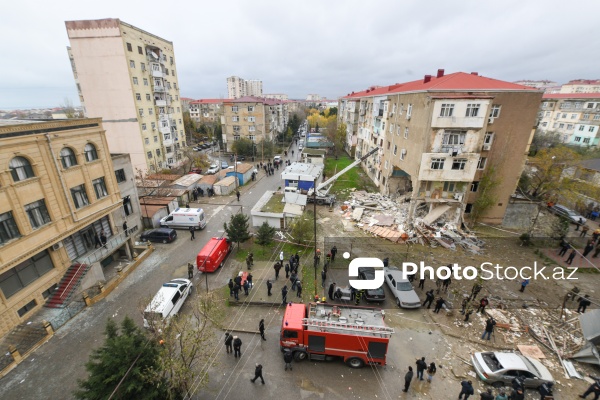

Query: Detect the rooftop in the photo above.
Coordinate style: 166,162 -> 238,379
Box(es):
302,148 -> 327,156
171,173 -> 203,187
542,93 -> 600,99
262,193 -> 285,213
281,162 -> 323,178
580,159 -> 600,172
146,173 -> 182,181
305,303 -> 393,338
190,99 -> 229,104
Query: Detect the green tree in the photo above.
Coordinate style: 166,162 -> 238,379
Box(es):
182,111 -> 196,144
223,213 -> 251,249
231,138 -> 254,156
315,122 -> 319,133
524,147 -> 582,201
255,221 -> 275,252
289,213 -> 316,245
74,317 -> 168,400
470,165 -> 501,223
214,123 -> 223,149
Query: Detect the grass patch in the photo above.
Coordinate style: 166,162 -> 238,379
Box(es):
233,239 -> 313,262
261,193 -> 285,213
324,155 -> 378,199
301,257 -> 318,301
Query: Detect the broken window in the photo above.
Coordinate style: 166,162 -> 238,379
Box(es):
451,159 -> 467,170
430,158 -> 445,170
443,131 -> 466,145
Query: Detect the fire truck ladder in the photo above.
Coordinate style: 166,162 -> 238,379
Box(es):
302,318 -> 395,336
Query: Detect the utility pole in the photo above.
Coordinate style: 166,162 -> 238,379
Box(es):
313,178 -> 318,299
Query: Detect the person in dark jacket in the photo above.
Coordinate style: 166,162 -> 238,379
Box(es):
539,382 -> 553,399
508,388 -> 525,400
232,283 -> 240,301
243,280 -> 249,296
328,282 -> 336,300
579,376 -> 600,399
188,262 -> 194,279
274,261 -> 282,279
321,270 -> 327,287
224,332 -> 233,354
330,245 -> 337,261
189,226 -> 195,240
247,273 -> 253,289
232,336 -> 242,358
434,297 -> 446,313
228,279 -> 234,296
426,361 -> 436,382
415,357 -> 427,380
283,349 -> 293,371
285,263 -> 290,278
266,279 -> 272,296
578,295 -> 592,313
250,363 -> 264,384
423,290 -> 435,308
296,281 -> 302,298
482,317 -> 496,340
558,240 -> 571,256
402,366 -> 413,392
478,297 -> 489,314
480,388 -> 494,400
281,285 -> 288,305
583,240 -> 595,258
511,376 -> 525,392
259,319 -> 266,341
458,380 -> 475,399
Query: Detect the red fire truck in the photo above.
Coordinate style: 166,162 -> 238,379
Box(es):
279,302 -> 394,368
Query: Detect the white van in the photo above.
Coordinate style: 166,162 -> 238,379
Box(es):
143,278 -> 193,329
160,208 -> 207,230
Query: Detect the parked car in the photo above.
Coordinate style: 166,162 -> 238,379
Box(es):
383,266 -> 421,308
143,278 -> 193,329
357,267 -> 386,303
193,146 -> 202,152
189,167 -> 202,174
471,351 -> 554,389
140,228 -> 177,244
206,164 -> 220,174
550,204 -> 586,224
221,161 -> 229,169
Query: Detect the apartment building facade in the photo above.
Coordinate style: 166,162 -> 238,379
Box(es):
560,79 -> 600,94
66,18 -> 187,173
226,76 -> 263,99
264,94 -> 289,101
189,99 -> 225,125
0,119 -> 133,336
221,97 -> 288,153
339,70 -> 543,225
537,93 -> 600,146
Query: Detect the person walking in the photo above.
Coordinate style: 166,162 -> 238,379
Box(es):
581,225 -> 590,237
188,262 -> 194,279
224,332 -> 233,354
123,221 -> 128,236
233,283 -> 240,301
419,278 -> 425,290
274,261 -> 282,279
578,295 -> 592,313
470,282 -> 482,301
331,245 -> 337,262
189,226 -> 195,240
402,366 -> 413,392
519,279 -> 529,292
434,297 -> 446,313
477,297 -> 489,314
232,336 -> 242,358
328,282 -> 336,300
464,306 -> 474,322
283,349 -> 293,371
228,279 -> 234,297
579,376 -> 600,399
266,279 -> 272,296
259,319 -> 266,341
294,252 -> 300,265
480,388 -> 495,400
325,253 -> 331,265
558,241 -> 571,256
236,190 -> 240,202
246,255 -> 252,270
281,285 -> 288,305
290,272 -> 298,291
426,361 -> 436,383
566,249 -> 577,265
442,277 -> 451,292
250,363 -> 265,384
321,270 -> 327,287
583,240 -> 595,258
415,357 -> 427,380
247,273 -> 253,289
243,280 -> 249,296
296,281 -> 302,298
423,290 -> 435,309
248,252 -> 254,267
285,263 -> 290,278
458,380 -> 475,399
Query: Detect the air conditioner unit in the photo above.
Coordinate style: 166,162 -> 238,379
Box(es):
482,144 -> 491,151
401,149 -> 407,155
488,117 -> 494,124
454,193 -> 463,201
51,242 -> 63,251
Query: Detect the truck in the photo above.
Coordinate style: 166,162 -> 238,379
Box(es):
279,302 -> 394,368
196,237 -> 231,273
160,208 -> 207,230
306,147 -> 379,205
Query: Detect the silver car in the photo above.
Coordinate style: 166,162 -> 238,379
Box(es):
383,266 -> 421,308
206,164 -> 219,174
471,352 -> 554,389
550,204 -> 586,224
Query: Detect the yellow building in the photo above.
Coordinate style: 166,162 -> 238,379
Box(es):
0,119 -> 125,337
66,18 -> 187,173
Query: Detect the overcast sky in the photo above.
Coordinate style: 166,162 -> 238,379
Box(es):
2,0 -> 599,109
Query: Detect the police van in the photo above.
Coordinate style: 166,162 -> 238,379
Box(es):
143,278 -> 193,329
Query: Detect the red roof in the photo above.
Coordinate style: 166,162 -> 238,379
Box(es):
190,99 -> 229,104
343,72 -> 539,99
542,93 -> 600,99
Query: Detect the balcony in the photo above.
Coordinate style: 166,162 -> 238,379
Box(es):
159,124 -> 170,134
418,153 -> 479,182
163,138 -> 173,147
155,99 -> 167,107
431,115 -> 485,129
153,86 -> 166,93
151,69 -> 164,78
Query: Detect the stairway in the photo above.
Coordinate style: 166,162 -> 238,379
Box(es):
44,263 -> 90,308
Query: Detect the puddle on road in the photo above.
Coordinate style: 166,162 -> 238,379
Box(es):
299,378 -> 325,399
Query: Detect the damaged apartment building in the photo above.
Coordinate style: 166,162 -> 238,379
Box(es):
338,69 -> 543,225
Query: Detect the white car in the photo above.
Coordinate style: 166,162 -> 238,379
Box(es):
206,164 -> 220,174
471,351 -> 554,389
384,266 -> 421,308
143,278 -> 193,329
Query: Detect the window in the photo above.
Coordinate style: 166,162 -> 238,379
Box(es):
126,43 -> 132,52
443,181 -> 456,192
471,181 -> 479,192
141,62 -> 146,71
148,108 -> 153,115
465,103 -> 480,117
154,136 -> 158,142
9,156 -> 35,181
477,157 -> 487,169
164,133 -> 171,140
92,177 -> 108,199
232,116 -> 239,122
166,146 -> 172,153
144,137 -> 150,145
232,106 -> 239,112
170,56 -> 173,65
583,138 -> 591,144
390,123 -> 395,133
567,124 -> 573,130
489,105 -> 501,118
579,126 -> 585,131
165,69 -> 169,76
0,251 -> 53,299
393,145 -> 397,155
484,132 -> 494,144
443,131 -> 466,145
143,78 -> 148,86
142,123 -> 147,131
545,111 -> 550,117
571,114 -> 577,119
0,211 -> 20,244
406,104 -> 412,118
440,103 -> 454,117
582,114 -> 590,120
123,196 -> 133,216
115,169 -> 126,183
574,137 -> 582,142
233,135 -> 240,141
146,93 -> 151,101
595,115 -> 600,120
137,46 -> 143,55
174,83 -> 177,90
249,135 -> 256,141
249,126 -> 256,132
84,143 -> 98,162
71,185 -> 89,209
156,149 -> 161,157
465,204 -> 473,213
562,113 -> 567,118
139,108 -> 144,117
404,127 -> 409,139
387,141 -> 391,150
431,158 -> 445,169
60,148 -> 77,168
233,126 -> 240,132
25,200 -> 51,228
590,126 -> 596,132
129,60 -> 135,68
147,151 -> 153,159
248,116 -> 256,122
451,159 -> 467,170
397,127 -> 401,136
542,122 -> 548,127
248,106 -> 254,112
136,93 -> 141,101
559,123 -> 565,129
400,149 -> 406,160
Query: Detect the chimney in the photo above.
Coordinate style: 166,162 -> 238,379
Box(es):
471,72 -> 479,76
437,69 -> 445,78
423,75 -> 432,83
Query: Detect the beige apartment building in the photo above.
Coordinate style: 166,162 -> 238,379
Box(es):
221,96 -> 288,154
537,93 -> 600,146
560,79 -> 600,94
339,70 -> 543,225
0,119 -> 135,337
226,76 -> 263,99
189,99 -> 226,125
66,18 -> 187,173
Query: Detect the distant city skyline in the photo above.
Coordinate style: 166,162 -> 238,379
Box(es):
1,1 -> 599,109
